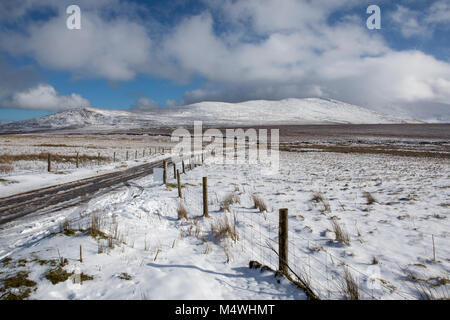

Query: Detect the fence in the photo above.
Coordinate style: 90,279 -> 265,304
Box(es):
168,150 -> 427,300
6,147 -> 169,173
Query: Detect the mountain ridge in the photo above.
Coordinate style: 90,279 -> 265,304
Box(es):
0,98 -> 423,133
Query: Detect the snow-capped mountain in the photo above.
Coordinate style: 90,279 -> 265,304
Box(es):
0,98 -> 421,133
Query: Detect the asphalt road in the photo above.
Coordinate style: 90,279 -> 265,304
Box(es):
0,159 -> 169,226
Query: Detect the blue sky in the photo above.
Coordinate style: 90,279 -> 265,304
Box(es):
0,0 -> 449,121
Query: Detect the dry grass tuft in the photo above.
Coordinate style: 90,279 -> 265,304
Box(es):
60,218 -> 76,236
311,192 -> 331,213
340,267 -> 360,300
363,191 -> 377,205
330,219 -> 350,246
252,194 -> 267,212
177,203 -> 189,221
220,192 -> 240,212
211,215 -> 238,242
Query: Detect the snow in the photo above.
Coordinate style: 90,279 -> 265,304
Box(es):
0,150 -> 448,300
0,154 -> 167,198
0,134 -> 172,198
0,98 -> 421,133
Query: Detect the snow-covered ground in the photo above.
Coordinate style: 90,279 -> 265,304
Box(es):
0,151 -> 448,300
0,134 -> 172,197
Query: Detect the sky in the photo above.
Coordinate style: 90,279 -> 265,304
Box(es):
0,0 -> 449,122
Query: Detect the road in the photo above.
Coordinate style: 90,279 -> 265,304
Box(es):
0,159 -> 169,226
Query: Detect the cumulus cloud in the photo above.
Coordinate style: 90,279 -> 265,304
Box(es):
161,1 -> 450,120
0,8 -> 153,81
10,84 -> 91,111
1,0 -> 449,120
390,5 -> 429,38
390,1 -> 450,38
130,97 -> 161,111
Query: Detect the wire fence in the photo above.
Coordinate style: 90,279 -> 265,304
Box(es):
233,207 -> 420,300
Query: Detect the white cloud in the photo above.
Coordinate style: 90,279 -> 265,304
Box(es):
1,0 -> 450,120
390,2 -> 450,38
11,84 -> 91,110
130,97 -> 160,110
390,5 -> 429,38
1,11 -> 153,81
425,0 -> 450,25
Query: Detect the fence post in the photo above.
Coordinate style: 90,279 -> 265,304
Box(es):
163,160 -> 167,186
113,152 -> 116,163
143,149 -> 145,157
182,160 -> 186,174
76,152 -> 79,168
47,153 -> 51,172
203,177 -> 209,217
97,152 -> 100,166
279,208 -> 289,275
173,163 -> 177,179
126,151 -> 129,161
80,245 -> 83,263
177,169 -> 182,199
135,150 -> 137,160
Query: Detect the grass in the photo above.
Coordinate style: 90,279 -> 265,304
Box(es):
45,267 -> 74,285
0,153 -> 110,166
0,271 -> 36,300
280,144 -> 450,159
118,272 -> 133,281
252,194 -> 267,212
0,164 -> 13,174
177,203 -> 189,221
210,215 -> 238,242
60,218 -> 76,236
363,191 -> 377,205
1,257 -> 12,267
403,269 -> 450,300
89,211 -> 107,239
311,192 -> 330,213
330,219 -> 350,246
340,267 -> 360,300
220,192 -> 240,212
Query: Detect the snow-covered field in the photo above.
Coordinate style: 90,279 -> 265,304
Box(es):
0,134 -> 172,197
0,150 -> 448,300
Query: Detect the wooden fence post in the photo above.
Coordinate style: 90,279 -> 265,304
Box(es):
76,152 -> 79,168
202,177 -> 209,217
47,153 -> 51,172
80,245 -> 83,263
182,160 -> 186,174
163,160 -> 167,186
135,150 -> 137,160
126,151 -> 129,161
113,152 -> 116,163
177,169 -> 182,198
143,149 -> 145,157
173,163 -> 176,179
279,208 -> 289,275
97,152 -> 100,166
